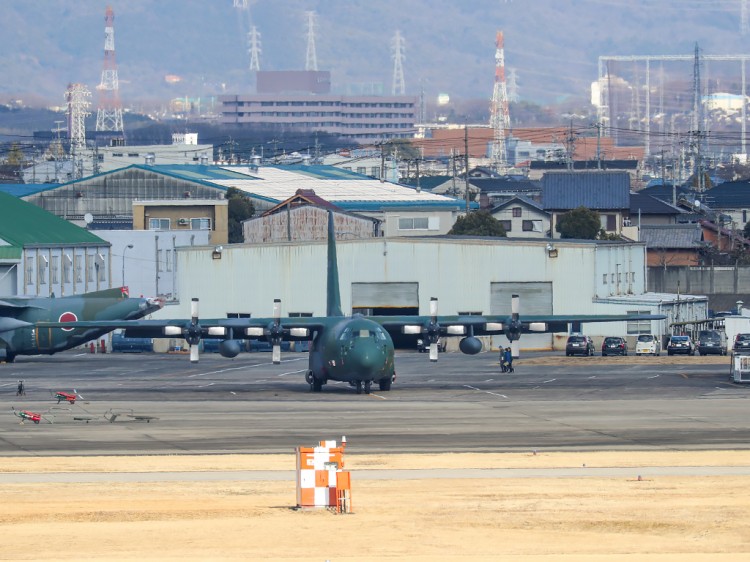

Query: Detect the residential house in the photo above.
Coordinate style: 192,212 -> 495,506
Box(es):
490,196 -> 550,238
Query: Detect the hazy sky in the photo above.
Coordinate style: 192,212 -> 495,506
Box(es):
0,0 -> 745,107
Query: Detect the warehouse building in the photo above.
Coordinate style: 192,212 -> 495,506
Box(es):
157,235 -> 705,352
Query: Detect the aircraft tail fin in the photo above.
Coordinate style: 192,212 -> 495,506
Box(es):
326,211 -> 343,317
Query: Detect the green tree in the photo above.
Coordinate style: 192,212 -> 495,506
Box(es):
556,206 -> 600,239
226,187 -> 255,243
448,210 -> 506,237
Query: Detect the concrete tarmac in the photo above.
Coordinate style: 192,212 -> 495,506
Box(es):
1,349 -> 748,456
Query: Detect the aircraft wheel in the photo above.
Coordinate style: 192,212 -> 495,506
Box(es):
379,377 -> 392,391
33,419 -> 39,424
355,381 -> 363,394
312,378 -> 323,392
364,381 -> 371,394
4,352 -> 15,364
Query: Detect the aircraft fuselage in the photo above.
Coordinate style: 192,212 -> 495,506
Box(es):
308,315 -> 395,388
0,291 -> 159,361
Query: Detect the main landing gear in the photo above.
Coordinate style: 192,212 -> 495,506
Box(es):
354,380 -> 372,395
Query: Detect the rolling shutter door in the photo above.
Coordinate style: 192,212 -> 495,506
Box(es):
351,282 -> 419,309
491,282 -> 553,351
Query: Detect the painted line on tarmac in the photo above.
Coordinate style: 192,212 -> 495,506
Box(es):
463,385 -> 508,399
647,374 -> 660,379
543,379 -> 556,384
188,357 -> 306,378
277,369 -> 306,377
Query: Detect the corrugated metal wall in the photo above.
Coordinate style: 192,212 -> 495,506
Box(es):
159,238 -> 652,350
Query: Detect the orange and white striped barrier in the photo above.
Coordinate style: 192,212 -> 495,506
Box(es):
296,437 -> 352,513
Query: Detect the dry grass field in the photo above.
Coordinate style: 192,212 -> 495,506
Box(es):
2,451 -> 750,561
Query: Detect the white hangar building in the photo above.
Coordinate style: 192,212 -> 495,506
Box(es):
160,236 -> 706,351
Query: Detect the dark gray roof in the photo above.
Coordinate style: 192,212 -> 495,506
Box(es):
490,195 -> 547,214
639,224 -> 703,248
700,180 -> 750,208
541,171 -> 630,210
629,192 -> 685,215
468,177 -> 541,194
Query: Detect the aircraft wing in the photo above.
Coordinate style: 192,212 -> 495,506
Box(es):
372,299 -> 665,360
0,317 -> 34,334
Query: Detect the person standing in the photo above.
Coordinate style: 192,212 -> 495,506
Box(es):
16,380 -> 25,396
504,348 -> 514,373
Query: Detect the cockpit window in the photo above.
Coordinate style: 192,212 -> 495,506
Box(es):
356,329 -> 371,338
339,327 -> 352,342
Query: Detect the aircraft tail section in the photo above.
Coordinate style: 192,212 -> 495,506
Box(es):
72,287 -> 131,300
326,211 -> 343,317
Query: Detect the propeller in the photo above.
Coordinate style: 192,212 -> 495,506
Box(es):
271,299 -> 282,364
188,298 -> 201,363
162,298 -> 226,364
428,297 -> 439,362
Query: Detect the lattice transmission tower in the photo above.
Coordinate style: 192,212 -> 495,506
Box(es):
66,83 -> 91,153
95,6 -> 124,135
249,26 -> 261,70
391,31 -> 406,95
305,11 -> 318,71
489,30 -> 511,171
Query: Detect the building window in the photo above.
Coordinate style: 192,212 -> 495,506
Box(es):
512,207 -> 522,217
75,260 -> 83,283
600,214 -> 617,231
627,310 -> 652,334
398,217 -> 429,230
370,166 -> 380,178
602,273 -> 608,284
157,250 -> 163,272
38,257 -> 48,285
63,254 -> 72,284
356,166 -> 366,175
226,312 -> 251,318
289,312 -> 313,317
86,254 -> 94,283
191,218 -> 211,230
51,256 -> 59,284
499,220 -> 512,232
149,218 -> 170,230
457,311 -> 483,316
25,256 -> 34,286
97,254 -> 106,282
522,220 -> 543,232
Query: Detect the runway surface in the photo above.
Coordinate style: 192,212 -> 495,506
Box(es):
2,349 -> 749,455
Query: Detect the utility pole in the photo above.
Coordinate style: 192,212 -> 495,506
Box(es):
464,123 -> 470,213
595,121 -> 602,169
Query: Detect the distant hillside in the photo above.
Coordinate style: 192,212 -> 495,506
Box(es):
0,0 -> 746,112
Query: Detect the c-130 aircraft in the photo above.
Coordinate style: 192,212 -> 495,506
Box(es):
0,287 -> 162,363
41,212 -> 665,394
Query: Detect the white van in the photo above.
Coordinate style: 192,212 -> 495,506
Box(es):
635,334 -> 661,356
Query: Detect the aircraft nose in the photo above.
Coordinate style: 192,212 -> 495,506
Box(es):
349,347 -> 380,377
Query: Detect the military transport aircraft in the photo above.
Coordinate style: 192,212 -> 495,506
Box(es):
0,287 -> 162,363
40,212 -> 665,394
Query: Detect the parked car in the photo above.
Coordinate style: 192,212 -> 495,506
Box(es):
417,337 -> 447,353
667,335 -> 695,356
697,330 -> 728,356
733,333 -> 750,354
565,334 -> 595,356
635,334 -> 661,356
601,336 -> 628,356
111,330 -> 153,353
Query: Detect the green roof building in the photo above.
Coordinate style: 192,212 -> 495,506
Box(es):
0,192 -> 110,296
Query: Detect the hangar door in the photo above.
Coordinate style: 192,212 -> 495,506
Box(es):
351,282 -> 419,316
491,282 -> 553,351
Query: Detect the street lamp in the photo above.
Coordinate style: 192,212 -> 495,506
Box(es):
122,244 -> 134,288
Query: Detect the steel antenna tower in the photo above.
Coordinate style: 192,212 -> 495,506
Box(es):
490,30 -> 510,171
248,26 -> 261,70
305,11 -> 318,71
95,6 -> 124,135
391,30 -> 406,95
66,83 -> 91,153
